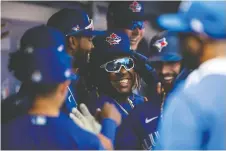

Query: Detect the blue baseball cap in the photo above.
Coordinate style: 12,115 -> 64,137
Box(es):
107,1 -> 148,29
47,8 -> 103,37
158,1 -> 226,39
19,25 -> 76,84
148,31 -> 182,62
91,30 -> 133,67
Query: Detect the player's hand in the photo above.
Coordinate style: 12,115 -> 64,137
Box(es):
101,102 -> 121,126
97,133 -> 113,150
69,103 -> 101,134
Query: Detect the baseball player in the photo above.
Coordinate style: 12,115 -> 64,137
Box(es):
47,8 -> 103,111
47,8 -> 124,142
107,1 -> 147,52
107,1 -> 158,99
114,31 -> 190,150
87,31 -> 146,119
148,31 -> 191,107
1,25 -> 118,150
156,1 -> 226,149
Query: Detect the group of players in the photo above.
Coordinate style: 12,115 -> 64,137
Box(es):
1,1 -> 226,150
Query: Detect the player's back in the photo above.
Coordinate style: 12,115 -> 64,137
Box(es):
187,74 -> 226,149
2,112 -> 103,150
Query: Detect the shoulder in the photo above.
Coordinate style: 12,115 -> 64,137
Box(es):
182,75 -> 226,110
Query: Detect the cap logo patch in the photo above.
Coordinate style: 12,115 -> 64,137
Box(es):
129,1 -> 142,12
72,25 -> 80,31
85,19 -> 94,30
106,33 -> 121,45
153,38 -> 168,52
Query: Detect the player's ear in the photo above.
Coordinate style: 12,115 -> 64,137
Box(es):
68,36 -> 79,50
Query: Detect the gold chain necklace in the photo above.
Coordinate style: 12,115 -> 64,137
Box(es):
112,97 -> 135,115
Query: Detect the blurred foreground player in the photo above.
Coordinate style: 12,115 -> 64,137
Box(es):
156,1 -> 226,149
1,25 -> 115,150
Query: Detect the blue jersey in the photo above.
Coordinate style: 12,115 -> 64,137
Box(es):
2,79 -> 78,123
157,58 -> 226,150
87,93 -> 145,119
115,101 -> 160,150
115,68 -> 190,150
2,112 -> 104,150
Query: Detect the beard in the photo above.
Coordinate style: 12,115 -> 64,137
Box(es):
160,72 -> 178,92
73,50 -> 90,75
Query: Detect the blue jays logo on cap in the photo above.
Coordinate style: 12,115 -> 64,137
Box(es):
129,1 -> 142,12
153,38 -> 168,52
106,33 -> 122,45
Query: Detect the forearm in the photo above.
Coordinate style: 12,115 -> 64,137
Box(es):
101,118 -> 118,143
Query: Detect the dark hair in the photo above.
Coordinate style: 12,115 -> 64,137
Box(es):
26,83 -> 59,98
8,50 -> 59,98
8,50 -> 33,82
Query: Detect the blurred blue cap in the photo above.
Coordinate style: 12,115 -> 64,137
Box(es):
158,1 -> 226,39
47,8 -> 103,37
91,30 -> 133,67
149,31 -> 182,62
20,25 -> 76,84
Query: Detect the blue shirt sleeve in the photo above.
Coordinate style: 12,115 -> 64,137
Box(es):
101,118 -> 118,144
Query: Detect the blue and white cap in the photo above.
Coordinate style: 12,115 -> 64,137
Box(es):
149,31 -> 182,62
158,1 -> 226,39
19,25 -> 76,84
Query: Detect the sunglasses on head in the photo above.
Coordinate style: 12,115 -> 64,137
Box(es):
100,57 -> 135,73
127,21 -> 145,30
117,21 -> 145,30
